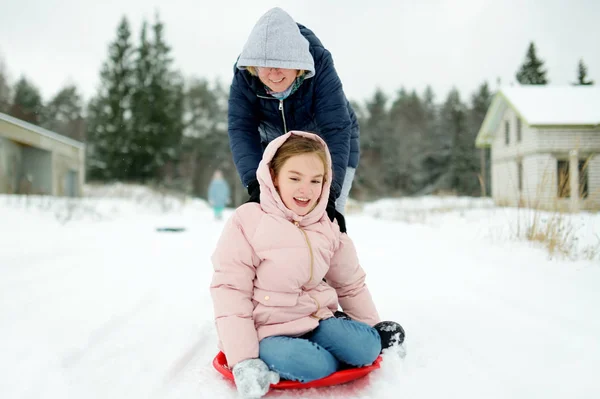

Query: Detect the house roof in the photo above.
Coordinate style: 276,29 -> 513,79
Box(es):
0,111 -> 85,149
476,86 -> 600,148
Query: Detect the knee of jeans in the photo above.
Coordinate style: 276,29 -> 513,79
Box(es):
260,339 -> 337,383
295,352 -> 338,382
343,328 -> 382,366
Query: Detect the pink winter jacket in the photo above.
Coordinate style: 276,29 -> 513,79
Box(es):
210,131 -> 380,367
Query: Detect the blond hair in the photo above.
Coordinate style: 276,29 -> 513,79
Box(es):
270,135 -> 328,184
246,66 -> 306,78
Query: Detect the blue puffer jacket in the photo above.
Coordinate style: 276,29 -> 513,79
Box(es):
228,24 -> 360,198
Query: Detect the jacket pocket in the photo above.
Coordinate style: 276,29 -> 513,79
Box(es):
252,289 -> 299,326
253,288 -> 299,307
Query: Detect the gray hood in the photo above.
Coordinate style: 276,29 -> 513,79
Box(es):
236,8 -> 315,79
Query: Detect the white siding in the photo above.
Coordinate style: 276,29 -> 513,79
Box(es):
532,132 -> 600,211
491,107 -> 538,163
491,160 -> 520,206
494,150 -> 600,211
518,154 -> 545,208
584,155 -> 600,210
490,105 -> 600,210
524,154 -> 558,209
491,107 -> 540,206
536,129 -> 600,153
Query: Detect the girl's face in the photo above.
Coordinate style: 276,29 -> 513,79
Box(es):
257,67 -> 298,93
273,153 -> 325,216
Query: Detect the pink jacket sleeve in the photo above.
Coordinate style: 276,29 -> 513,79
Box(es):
325,232 -> 381,326
210,211 -> 261,367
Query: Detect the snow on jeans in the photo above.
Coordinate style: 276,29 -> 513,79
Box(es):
258,317 -> 382,382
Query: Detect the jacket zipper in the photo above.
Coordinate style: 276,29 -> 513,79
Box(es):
256,94 -> 288,135
278,100 -> 288,134
294,221 -> 320,318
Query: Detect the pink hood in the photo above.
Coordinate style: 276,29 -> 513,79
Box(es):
257,131 -> 332,225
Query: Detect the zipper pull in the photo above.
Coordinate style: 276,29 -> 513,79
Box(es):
279,101 -> 283,111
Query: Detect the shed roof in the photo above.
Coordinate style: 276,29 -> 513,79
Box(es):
0,112 -> 85,149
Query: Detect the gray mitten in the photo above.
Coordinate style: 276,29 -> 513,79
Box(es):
232,358 -> 280,398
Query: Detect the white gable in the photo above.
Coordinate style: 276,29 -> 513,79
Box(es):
502,86 -> 600,125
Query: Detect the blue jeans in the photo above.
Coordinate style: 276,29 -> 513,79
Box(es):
258,317 -> 381,382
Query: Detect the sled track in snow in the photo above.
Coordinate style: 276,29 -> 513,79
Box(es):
61,294 -> 156,368
150,323 -> 215,398
162,331 -> 209,383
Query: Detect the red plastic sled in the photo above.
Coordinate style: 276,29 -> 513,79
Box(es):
213,351 -> 382,390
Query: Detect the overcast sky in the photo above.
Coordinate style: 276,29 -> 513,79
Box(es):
1,0 -> 599,105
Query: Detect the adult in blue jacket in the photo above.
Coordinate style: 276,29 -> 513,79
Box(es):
228,7 -> 360,232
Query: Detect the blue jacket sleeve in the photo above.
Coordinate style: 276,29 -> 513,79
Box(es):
313,50 -> 352,198
228,71 -> 263,187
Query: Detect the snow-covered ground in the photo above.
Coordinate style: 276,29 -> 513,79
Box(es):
1,187 -> 599,399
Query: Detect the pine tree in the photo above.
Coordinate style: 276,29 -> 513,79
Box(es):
516,42 -> 548,85
41,85 -> 85,141
129,14 -> 184,182
413,86 -> 447,195
387,88 -> 427,194
356,89 -> 389,198
181,79 -> 233,197
575,59 -> 594,85
440,88 -> 474,194
361,89 -> 388,154
0,57 -> 10,113
129,21 -> 153,180
184,78 -> 224,139
9,77 -> 43,124
86,16 -> 136,181
468,82 -> 493,196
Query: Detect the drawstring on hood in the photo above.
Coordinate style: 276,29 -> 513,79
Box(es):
236,8 -> 315,79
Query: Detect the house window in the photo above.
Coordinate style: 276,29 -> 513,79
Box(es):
557,160 -> 589,198
505,121 -> 510,145
516,117 -> 522,142
518,161 -> 523,191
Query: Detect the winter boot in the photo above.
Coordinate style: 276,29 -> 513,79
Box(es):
374,321 -> 405,350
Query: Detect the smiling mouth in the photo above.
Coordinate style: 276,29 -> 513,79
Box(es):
293,197 -> 310,207
270,77 -> 284,84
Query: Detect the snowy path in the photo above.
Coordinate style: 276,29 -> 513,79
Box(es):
1,208 -> 599,399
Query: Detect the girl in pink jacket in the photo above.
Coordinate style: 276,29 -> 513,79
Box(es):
211,131 -> 402,398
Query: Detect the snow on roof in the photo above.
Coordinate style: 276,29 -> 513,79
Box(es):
0,111 -> 85,149
501,85 -> 600,126
476,86 -> 600,147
